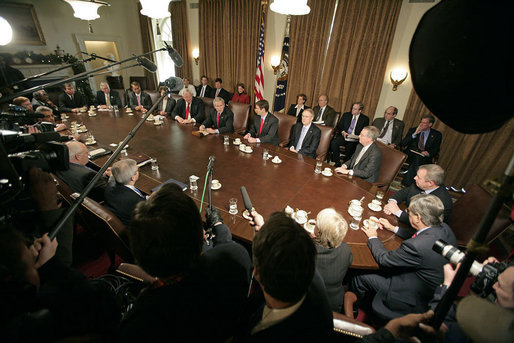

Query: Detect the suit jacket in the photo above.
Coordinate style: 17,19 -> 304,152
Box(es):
286,104 -> 310,123
196,84 -> 213,98
32,98 -> 60,115
289,122 -> 321,159
58,92 -> 87,112
312,105 -> 337,127
372,117 -> 405,147
158,96 -> 176,115
210,87 -> 231,105
202,107 -> 234,134
172,97 -> 205,123
316,243 -> 353,312
343,142 -> 382,183
390,183 -> 453,224
336,112 -> 369,137
368,223 -> 457,318
128,91 -> 152,111
402,127 -> 442,159
95,91 -> 122,108
55,163 -> 107,202
249,113 -> 280,146
104,182 -> 145,226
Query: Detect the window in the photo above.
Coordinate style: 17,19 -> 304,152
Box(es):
152,17 -> 175,83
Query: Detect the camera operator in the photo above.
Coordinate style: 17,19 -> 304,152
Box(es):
35,106 -> 67,133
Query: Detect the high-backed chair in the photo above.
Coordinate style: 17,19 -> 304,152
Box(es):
199,96 -> 214,117
106,76 -> 124,90
373,141 -> 407,192
112,89 -> 127,107
328,112 -> 341,128
129,76 -> 148,91
146,90 -> 160,106
451,184 -> 512,247
228,101 -> 250,134
276,112 -> 297,147
332,311 -> 375,338
170,93 -> 182,102
315,124 -> 335,160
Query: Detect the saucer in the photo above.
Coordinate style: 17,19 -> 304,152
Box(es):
348,207 -> 364,217
271,158 -> 282,164
109,143 -> 118,147
233,141 -> 241,146
242,209 -> 251,220
293,214 -> 307,225
154,121 -> 163,126
368,203 -> 382,212
303,222 -> 315,234
245,148 -> 253,153
321,170 -> 333,176
212,183 -> 222,190
85,140 -> 97,145
77,129 -> 88,133
146,115 -> 155,121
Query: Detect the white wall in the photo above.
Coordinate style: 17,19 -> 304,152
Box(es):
0,0 -> 145,89
186,0 -> 200,84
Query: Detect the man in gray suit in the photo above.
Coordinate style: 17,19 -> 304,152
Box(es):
128,81 -> 152,112
288,108 -> 321,159
312,95 -> 337,127
372,106 -> 405,148
335,126 -> 382,183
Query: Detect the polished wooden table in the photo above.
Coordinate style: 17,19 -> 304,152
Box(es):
66,109 -> 402,269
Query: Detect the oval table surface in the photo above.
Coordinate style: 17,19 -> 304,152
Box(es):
65,109 -> 403,269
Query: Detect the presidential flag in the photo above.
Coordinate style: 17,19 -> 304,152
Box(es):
273,30 -> 290,112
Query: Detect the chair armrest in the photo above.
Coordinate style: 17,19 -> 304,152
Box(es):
333,311 -> 375,338
116,262 -> 155,283
344,291 -> 358,318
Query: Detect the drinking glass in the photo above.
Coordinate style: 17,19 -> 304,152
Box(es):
376,190 -> 385,201
263,149 -> 269,160
189,176 -> 198,191
229,198 -> 238,214
315,160 -> 322,173
151,159 -> 159,170
224,135 -> 230,145
350,215 -> 362,230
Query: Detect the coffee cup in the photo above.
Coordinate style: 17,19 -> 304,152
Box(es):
245,146 -> 252,153
212,179 -> 220,187
368,216 -> 379,229
234,138 -> 241,144
324,167 -> 331,173
349,199 -> 361,207
284,205 -> 294,216
296,210 -> 307,221
371,199 -> 381,207
307,219 -> 316,228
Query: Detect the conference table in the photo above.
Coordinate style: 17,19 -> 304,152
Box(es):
66,108 -> 402,269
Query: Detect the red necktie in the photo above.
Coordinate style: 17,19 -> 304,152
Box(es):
185,102 -> 190,119
411,232 -> 418,238
418,131 -> 425,150
217,112 -> 221,128
258,117 -> 264,137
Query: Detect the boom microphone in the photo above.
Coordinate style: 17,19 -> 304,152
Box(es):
163,41 -> 184,68
207,155 -> 216,171
137,57 -> 157,73
0,111 -> 44,119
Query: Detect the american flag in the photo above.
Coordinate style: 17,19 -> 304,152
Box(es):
254,11 -> 266,101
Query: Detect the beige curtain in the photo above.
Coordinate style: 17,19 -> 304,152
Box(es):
170,1 -> 192,79
138,4 -> 158,90
199,0 -> 261,103
403,89 -> 514,188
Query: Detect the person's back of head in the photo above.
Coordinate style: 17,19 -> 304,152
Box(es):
253,212 -> 316,303
111,159 -> 137,185
129,184 -> 203,277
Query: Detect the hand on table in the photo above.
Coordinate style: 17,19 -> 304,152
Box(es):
383,201 -> 400,215
361,224 -> 377,238
206,128 -> 217,134
289,146 -> 297,153
199,125 -> 205,131
342,131 -> 348,138
420,151 -> 430,156
335,166 -> 349,174
247,137 -> 257,144
378,218 -> 396,232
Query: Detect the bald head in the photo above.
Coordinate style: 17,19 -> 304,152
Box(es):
66,141 -> 89,165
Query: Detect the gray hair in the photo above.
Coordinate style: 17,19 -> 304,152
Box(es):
112,159 -> 138,185
419,164 -> 445,186
33,89 -> 46,99
408,194 -> 444,227
100,81 -> 110,89
66,141 -> 85,159
315,208 -> 348,249
35,106 -> 52,114
213,97 -> 225,106
182,89 -> 193,97
362,126 -> 379,141
64,82 -> 75,89
303,108 -> 314,118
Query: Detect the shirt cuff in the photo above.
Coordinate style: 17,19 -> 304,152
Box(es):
412,133 -> 417,139
368,236 -> 378,240
349,170 -> 354,176
256,138 -> 261,143
192,118 -> 196,123
395,210 -> 403,217
215,129 -> 219,134
393,226 -> 399,233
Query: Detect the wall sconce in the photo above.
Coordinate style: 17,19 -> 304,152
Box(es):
271,55 -> 281,75
390,68 -> 408,91
192,48 -> 199,65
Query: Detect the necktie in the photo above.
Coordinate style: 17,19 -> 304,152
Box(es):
418,131 -> 425,150
137,94 -> 141,107
185,102 -> 190,119
379,120 -> 390,138
318,107 -> 324,121
133,187 -> 145,198
258,117 -> 264,137
105,93 -> 111,107
162,98 -> 167,111
200,86 -> 205,97
217,112 -> 221,128
216,89 -> 220,97
70,95 -> 74,103
348,115 -> 357,134
296,107 -> 301,117
353,146 -> 366,167
296,126 -> 308,150
411,232 -> 418,238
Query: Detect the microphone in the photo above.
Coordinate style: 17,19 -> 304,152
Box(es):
137,57 -> 157,73
0,111 -> 44,119
240,186 -> 254,213
163,41 -> 184,68
207,155 -> 216,171
80,51 -> 116,63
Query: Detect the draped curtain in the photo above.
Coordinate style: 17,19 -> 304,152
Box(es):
138,4 -> 158,90
199,0 -> 261,103
403,89 -> 514,188
170,1 -> 192,79
286,0 -> 401,119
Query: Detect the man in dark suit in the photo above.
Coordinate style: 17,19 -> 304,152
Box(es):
353,194 -> 457,321
244,99 -> 280,146
95,82 -> 122,108
288,108 -> 321,159
58,82 -> 87,113
383,164 -> 452,225
196,75 -> 213,98
128,81 -> 152,112
210,78 -> 230,105
104,159 -> 146,226
335,126 -> 382,183
199,97 -> 234,134
32,89 -> 59,115
372,106 -> 405,148
172,89 -> 205,124
286,93 -> 310,123
55,141 -> 108,202
312,94 -> 337,127
117,184 -> 251,342
329,102 -> 369,167
157,86 -> 176,116
401,114 -> 442,186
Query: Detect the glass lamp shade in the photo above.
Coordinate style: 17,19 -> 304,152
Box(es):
390,68 -> 408,82
64,0 -> 109,21
0,16 -> 13,45
270,0 -> 310,15
140,0 -> 171,19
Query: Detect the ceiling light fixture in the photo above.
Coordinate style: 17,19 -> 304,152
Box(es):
270,0 -> 310,15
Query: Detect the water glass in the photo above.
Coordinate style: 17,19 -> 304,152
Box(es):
376,190 -> 385,201
189,176 -> 198,191
350,215 -> 362,230
229,198 -> 238,214
224,135 -> 230,145
315,160 -> 323,173
151,158 -> 159,170
263,149 -> 269,160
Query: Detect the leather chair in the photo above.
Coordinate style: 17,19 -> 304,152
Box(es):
373,141 -> 407,192
315,124 -> 335,160
276,112 -> 297,147
146,90 -> 160,106
129,76 -> 148,91
228,101 -> 250,134
333,311 -> 375,338
199,96 -> 214,117
112,89 -> 127,107
328,112 -> 341,128
170,93 -> 182,102
117,262 -> 155,283
450,184 -> 512,247
106,76 -> 124,90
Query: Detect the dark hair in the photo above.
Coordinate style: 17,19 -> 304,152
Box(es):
391,106 -> 398,115
353,102 -> 364,111
421,114 -> 435,124
253,212 -> 316,303
215,78 -> 222,83
128,183 -> 204,277
255,99 -> 269,112
130,81 -> 141,88
236,83 -> 246,93
158,85 -> 167,93
297,94 -> 307,102
201,75 -> 208,80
